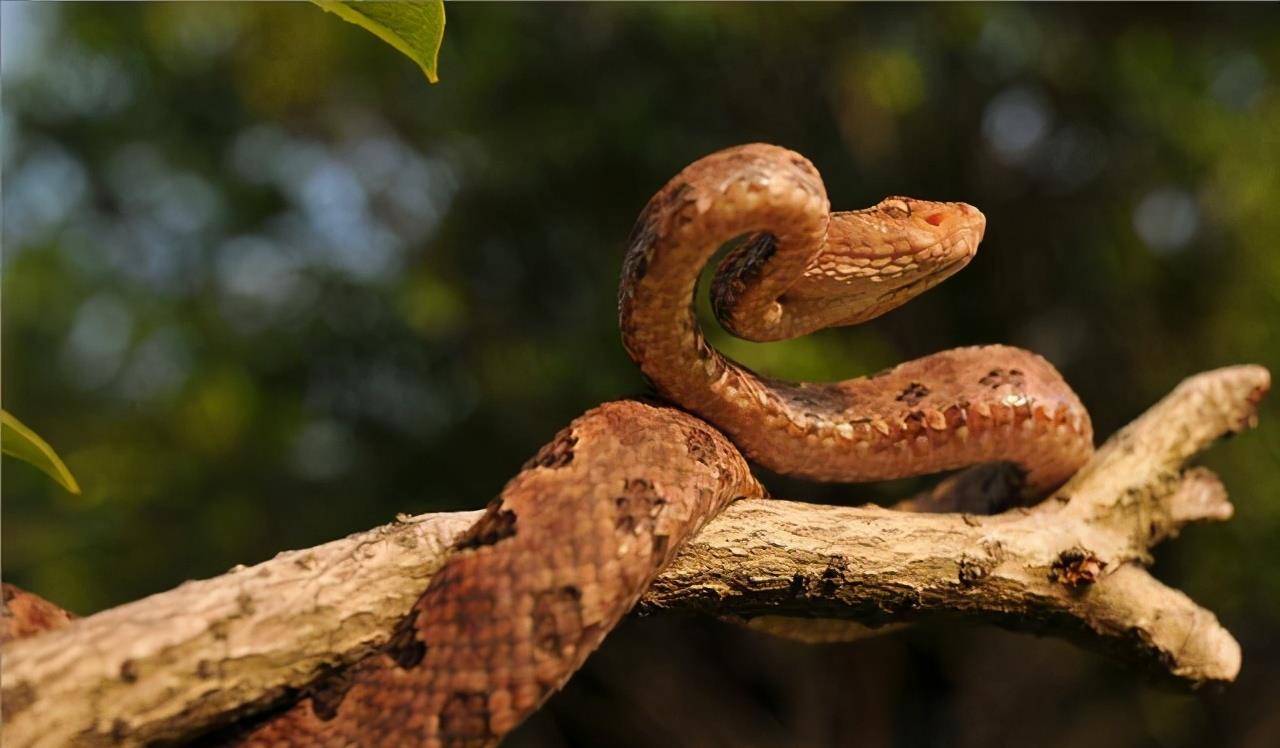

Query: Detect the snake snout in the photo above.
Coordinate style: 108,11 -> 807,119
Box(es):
944,203 -> 986,258
958,202 -> 986,242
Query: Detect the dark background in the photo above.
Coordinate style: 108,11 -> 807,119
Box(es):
3,3 -> 1278,746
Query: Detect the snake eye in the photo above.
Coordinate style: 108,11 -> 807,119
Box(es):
925,212 -> 945,226
881,198 -> 911,219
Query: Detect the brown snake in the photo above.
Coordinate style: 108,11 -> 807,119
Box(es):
236,144 -> 1094,746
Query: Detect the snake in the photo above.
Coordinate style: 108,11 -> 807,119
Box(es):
234,144 -> 1094,746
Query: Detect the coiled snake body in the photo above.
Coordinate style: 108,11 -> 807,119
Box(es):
239,144 -> 1093,746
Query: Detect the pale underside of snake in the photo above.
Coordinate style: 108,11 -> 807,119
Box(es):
235,144 -> 1094,747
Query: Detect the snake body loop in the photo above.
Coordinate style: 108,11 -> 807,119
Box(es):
237,144 -> 1093,746
620,144 -> 1091,490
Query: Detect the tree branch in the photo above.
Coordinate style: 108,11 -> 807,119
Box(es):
0,366 -> 1269,747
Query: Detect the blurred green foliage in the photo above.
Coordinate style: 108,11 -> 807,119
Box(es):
2,4 -> 1278,746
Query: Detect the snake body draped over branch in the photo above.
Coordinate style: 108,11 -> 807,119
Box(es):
236,144 -> 1094,746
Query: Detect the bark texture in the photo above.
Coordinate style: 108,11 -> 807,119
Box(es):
0,365 -> 1269,747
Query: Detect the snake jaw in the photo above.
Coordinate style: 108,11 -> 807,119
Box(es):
884,200 -> 985,293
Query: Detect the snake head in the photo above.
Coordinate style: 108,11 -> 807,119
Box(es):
806,197 -> 987,323
713,196 -> 987,340
866,196 -> 986,268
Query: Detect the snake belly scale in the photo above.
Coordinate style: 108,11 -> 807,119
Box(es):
236,144 -> 1093,746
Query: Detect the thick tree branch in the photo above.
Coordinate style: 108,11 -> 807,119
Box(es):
0,366 -> 1269,747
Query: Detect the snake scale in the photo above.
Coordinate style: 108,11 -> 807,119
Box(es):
236,144 -> 1094,746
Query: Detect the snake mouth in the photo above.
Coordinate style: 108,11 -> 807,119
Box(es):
873,251 -> 972,306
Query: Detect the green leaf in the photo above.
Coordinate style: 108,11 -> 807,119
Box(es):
1,410 -> 81,495
312,0 -> 445,83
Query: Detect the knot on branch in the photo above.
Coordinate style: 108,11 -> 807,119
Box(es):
1050,547 -> 1107,589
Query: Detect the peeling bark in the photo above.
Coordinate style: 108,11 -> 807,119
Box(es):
0,365 -> 1269,747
